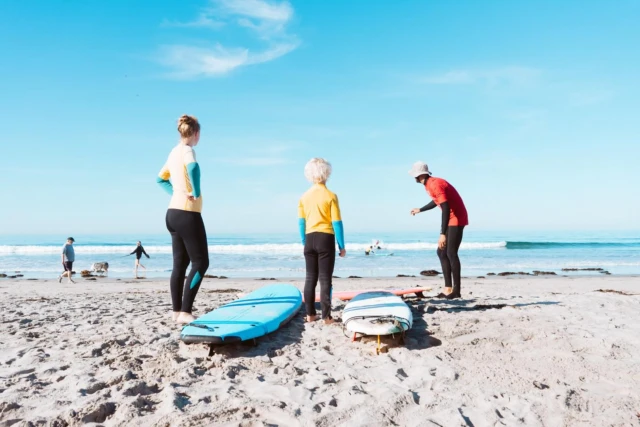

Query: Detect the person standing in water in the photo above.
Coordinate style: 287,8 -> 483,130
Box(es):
130,241 -> 150,277
409,162 -> 468,299
298,158 -> 346,324
157,115 -> 209,324
58,237 -> 76,284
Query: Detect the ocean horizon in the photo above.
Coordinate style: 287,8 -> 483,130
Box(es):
1,230 -> 639,279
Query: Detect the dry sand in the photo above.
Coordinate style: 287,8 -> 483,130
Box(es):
1,275 -> 639,426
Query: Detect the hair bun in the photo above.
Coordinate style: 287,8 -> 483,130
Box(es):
177,114 -> 200,139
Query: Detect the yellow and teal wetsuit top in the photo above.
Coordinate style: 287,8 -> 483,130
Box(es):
297,183 -> 345,249
156,144 -> 202,213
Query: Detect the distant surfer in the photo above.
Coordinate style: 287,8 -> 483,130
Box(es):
298,158 -> 346,324
157,115 -> 209,324
130,241 -> 150,277
409,162 -> 468,299
58,237 -> 76,284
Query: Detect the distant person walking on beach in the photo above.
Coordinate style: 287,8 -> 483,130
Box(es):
58,237 -> 76,284
157,115 -> 209,324
298,158 -> 346,324
130,241 -> 150,276
409,162 -> 468,299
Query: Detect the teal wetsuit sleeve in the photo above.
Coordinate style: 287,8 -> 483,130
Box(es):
298,218 -> 306,245
156,176 -> 173,195
332,221 -> 345,250
186,162 -> 201,198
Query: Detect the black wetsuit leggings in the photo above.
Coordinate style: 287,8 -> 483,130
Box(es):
166,209 -> 210,313
303,232 -> 336,319
436,226 -> 464,290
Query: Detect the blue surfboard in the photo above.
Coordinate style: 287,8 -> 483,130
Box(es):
180,284 -> 302,345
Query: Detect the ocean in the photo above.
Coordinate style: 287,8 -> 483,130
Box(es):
1,231 -> 639,279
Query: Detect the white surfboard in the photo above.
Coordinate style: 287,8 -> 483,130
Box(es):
343,291 -> 413,336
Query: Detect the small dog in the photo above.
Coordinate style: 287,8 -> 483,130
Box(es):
91,262 -> 109,275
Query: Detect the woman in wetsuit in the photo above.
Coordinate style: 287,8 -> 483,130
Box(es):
157,115 -> 209,324
298,158 -> 346,324
130,241 -> 150,276
409,161 -> 468,299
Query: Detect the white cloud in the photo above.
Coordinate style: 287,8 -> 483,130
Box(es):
162,13 -> 225,30
422,66 -> 541,87
213,0 -> 293,22
159,0 -> 298,78
159,42 -> 297,79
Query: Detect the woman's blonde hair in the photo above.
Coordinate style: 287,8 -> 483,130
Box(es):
177,114 -> 200,139
304,158 -> 332,184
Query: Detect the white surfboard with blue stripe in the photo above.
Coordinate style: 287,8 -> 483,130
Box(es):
343,291 -> 413,336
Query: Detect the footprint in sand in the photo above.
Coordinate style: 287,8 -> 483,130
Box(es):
173,392 -> 191,410
79,381 -> 109,396
132,396 -> 159,414
80,402 -> 117,423
0,402 -> 21,413
122,381 -> 162,397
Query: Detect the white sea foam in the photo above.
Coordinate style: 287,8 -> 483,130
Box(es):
0,241 -> 507,255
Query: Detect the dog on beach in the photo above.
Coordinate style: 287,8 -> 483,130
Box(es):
91,262 -> 109,275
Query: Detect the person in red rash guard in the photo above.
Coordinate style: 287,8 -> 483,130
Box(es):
409,161 -> 468,299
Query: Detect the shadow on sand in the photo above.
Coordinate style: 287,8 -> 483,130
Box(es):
400,296 -> 561,351
187,310 -> 306,359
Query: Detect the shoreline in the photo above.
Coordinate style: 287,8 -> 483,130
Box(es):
2,271 -> 638,282
1,275 -> 639,425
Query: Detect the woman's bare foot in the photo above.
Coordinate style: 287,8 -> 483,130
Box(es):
172,311 -> 180,322
323,317 -> 338,325
176,312 -> 196,324
305,315 -> 318,323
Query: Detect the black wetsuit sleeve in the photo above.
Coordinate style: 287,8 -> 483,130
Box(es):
420,201 -> 437,212
142,247 -> 149,257
130,249 -> 136,255
440,201 -> 450,235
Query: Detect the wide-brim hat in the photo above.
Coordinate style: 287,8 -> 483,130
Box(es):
408,161 -> 431,178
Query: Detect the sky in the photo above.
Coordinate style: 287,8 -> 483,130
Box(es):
0,0 -> 639,236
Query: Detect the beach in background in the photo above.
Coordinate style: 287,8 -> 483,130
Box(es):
1,231 -> 639,279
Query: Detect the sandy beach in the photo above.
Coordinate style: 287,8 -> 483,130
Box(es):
1,275 -> 639,426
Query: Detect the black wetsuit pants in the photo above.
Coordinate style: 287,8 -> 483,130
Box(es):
166,209 -> 210,313
436,226 -> 464,290
303,232 -> 336,319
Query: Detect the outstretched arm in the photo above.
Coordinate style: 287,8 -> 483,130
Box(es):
411,200 -> 437,216
421,201 -> 437,212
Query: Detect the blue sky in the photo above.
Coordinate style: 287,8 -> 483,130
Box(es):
0,0 -> 638,236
